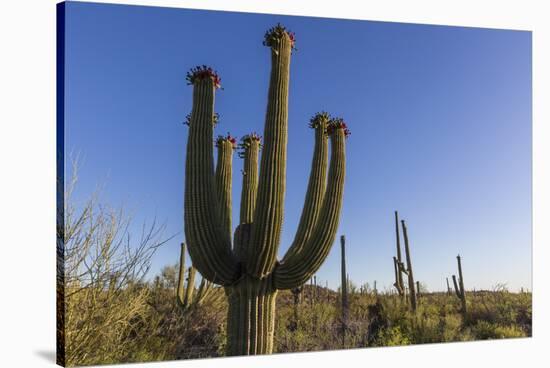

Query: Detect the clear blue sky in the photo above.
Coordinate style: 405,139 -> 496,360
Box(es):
63,1 -> 532,292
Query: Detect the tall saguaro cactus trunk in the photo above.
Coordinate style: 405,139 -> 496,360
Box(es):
183,25 -> 348,356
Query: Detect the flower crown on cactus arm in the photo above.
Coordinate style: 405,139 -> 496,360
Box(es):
215,133 -> 238,148
186,65 -> 222,89
238,133 -> 263,158
309,111 -> 332,129
327,117 -> 351,138
263,23 -> 297,51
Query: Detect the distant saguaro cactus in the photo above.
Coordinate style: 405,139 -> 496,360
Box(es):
401,219 -> 417,311
289,286 -> 303,332
340,235 -> 349,347
176,243 -> 214,314
452,254 -> 467,314
446,277 -> 452,296
393,211 -> 405,297
183,25 -> 348,355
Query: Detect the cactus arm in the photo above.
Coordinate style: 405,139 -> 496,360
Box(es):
238,136 -> 261,224
176,242 -> 187,307
247,29 -> 293,277
234,135 -> 261,261
281,114 -> 329,263
215,136 -> 236,246
184,74 -> 239,285
393,256 -> 403,294
452,275 -> 461,298
274,128 -> 347,289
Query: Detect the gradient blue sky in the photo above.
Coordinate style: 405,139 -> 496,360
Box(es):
63,1 -> 532,292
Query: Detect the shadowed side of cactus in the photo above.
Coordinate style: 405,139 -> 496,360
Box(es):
182,25 -> 348,356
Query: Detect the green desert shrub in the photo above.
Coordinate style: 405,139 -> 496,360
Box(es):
373,326 -> 411,347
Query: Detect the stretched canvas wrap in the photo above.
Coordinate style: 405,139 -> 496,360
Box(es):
56,1 -> 532,366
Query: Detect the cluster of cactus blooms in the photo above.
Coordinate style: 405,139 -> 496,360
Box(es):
184,112 -> 219,126
215,133 -> 238,148
309,111 -> 332,129
238,132 -> 263,158
186,65 -> 222,89
327,118 -> 351,138
263,23 -> 297,51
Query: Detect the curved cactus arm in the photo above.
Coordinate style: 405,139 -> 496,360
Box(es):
176,242 -> 187,307
393,256 -> 404,295
184,68 -> 239,285
215,135 -> 237,246
281,113 -> 329,263
247,26 -> 293,277
274,126 -> 347,290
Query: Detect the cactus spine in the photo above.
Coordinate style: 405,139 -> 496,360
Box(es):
452,255 -> 467,314
340,235 -> 349,347
401,220 -> 417,311
183,25 -> 347,356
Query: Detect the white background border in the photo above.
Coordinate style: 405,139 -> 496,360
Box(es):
0,1 -> 548,367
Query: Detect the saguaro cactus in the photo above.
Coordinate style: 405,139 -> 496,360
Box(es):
393,211 -> 405,297
176,242 -> 214,313
446,277 -> 452,296
401,220 -> 417,311
452,254 -> 467,314
340,235 -> 349,347
183,25 -> 348,356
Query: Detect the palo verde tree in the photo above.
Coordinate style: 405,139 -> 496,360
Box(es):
182,25 -> 348,355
